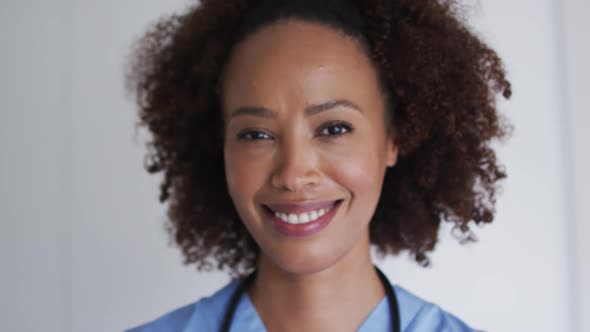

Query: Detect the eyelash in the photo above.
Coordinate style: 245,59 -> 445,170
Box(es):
236,121 -> 354,141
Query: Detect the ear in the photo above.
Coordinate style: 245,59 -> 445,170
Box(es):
385,131 -> 398,167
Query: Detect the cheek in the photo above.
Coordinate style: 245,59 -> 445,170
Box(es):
224,146 -> 268,209
322,141 -> 386,198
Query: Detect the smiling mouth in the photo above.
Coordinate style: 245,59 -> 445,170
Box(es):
261,199 -> 344,237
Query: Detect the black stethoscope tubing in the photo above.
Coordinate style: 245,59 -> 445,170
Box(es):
220,265 -> 401,332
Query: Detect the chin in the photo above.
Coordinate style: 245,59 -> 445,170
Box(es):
259,240 -> 351,276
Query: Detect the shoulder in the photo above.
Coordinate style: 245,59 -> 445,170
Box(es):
125,279 -> 240,332
393,285 -> 481,332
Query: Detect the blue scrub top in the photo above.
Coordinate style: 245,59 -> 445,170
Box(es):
126,279 -> 479,332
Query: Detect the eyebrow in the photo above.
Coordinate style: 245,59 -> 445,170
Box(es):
229,99 -> 363,119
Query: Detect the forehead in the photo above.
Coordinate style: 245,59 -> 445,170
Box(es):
221,19 -> 381,109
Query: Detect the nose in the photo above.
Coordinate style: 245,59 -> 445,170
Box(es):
271,138 -> 321,192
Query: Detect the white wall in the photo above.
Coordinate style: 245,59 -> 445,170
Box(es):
0,1 -> 71,331
0,1 -> 583,331
559,0 -> 590,331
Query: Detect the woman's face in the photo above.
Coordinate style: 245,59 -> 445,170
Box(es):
222,20 -> 397,274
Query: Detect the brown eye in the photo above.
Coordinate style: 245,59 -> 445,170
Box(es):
318,121 -> 353,137
237,130 -> 272,141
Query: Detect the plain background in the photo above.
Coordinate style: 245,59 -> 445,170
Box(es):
0,0 -> 587,331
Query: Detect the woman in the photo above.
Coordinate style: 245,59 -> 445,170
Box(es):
126,0 -> 511,330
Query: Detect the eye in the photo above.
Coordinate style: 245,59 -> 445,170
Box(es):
236,129 -> 273,141
317,121 -> 353,137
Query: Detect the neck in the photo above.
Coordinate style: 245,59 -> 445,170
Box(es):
247,236 -> 385,332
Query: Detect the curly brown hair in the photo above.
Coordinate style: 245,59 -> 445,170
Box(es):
127,0 -> 511,277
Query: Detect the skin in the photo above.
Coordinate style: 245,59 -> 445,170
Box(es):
221,19 -> 398,331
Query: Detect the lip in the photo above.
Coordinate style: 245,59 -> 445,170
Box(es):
261,200 -> 343,238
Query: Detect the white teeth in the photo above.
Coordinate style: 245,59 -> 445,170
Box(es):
299,213 -> 310,223
272,205 -> 334,224
310,210 -> 318,221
